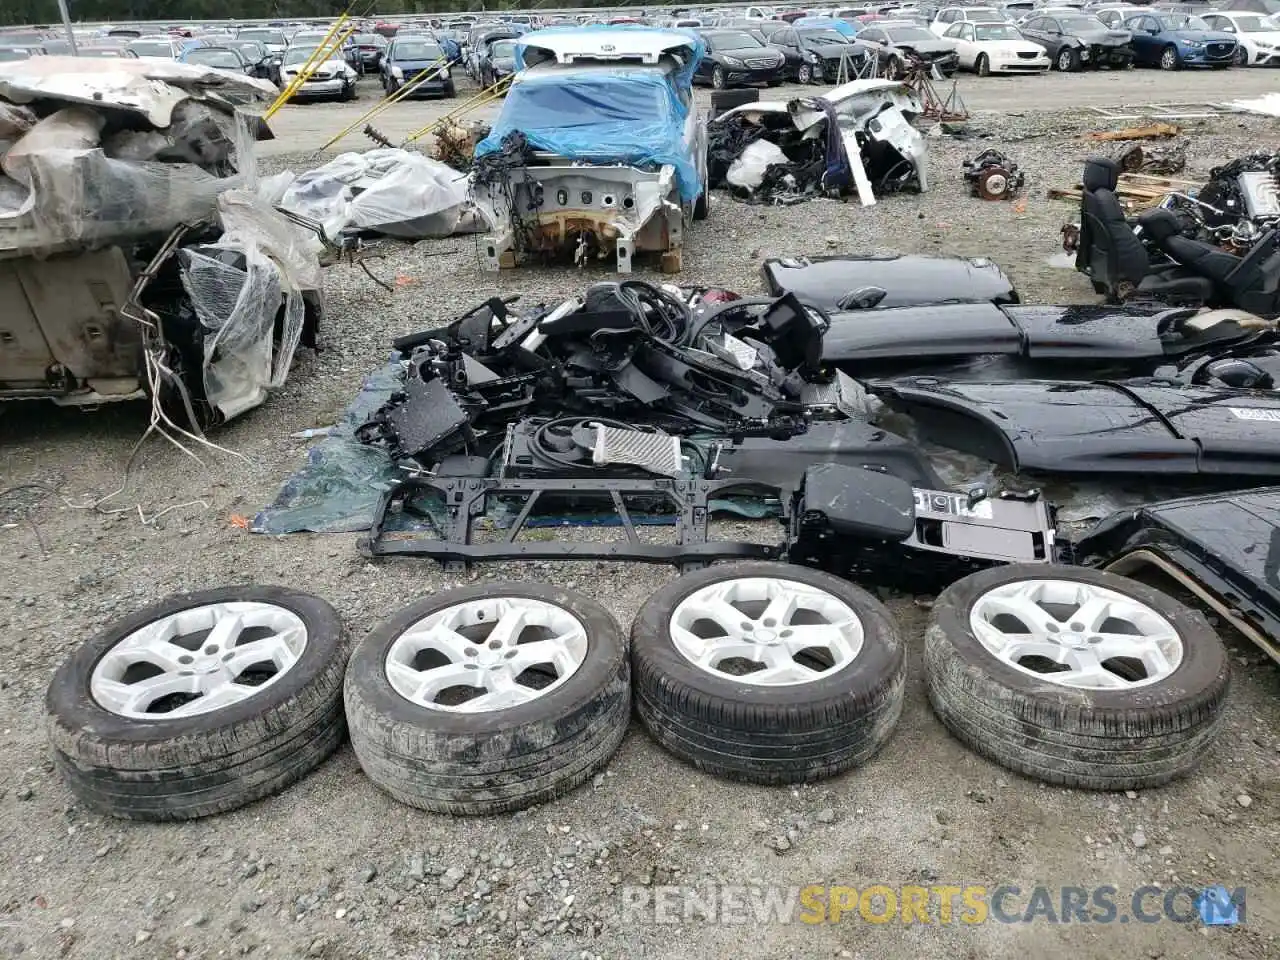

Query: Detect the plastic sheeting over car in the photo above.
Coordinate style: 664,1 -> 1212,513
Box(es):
273,148 -> 478,241
475,65 -> 703,204
0,56 -> 272,258
178,191 -> 322,421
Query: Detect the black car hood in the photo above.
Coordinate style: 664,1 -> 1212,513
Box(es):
873,378 -> 1280,477
803,41 -> 863,56
820,303 -> 1258,369
761,254 -> 1018,310
717,45 -> 780,58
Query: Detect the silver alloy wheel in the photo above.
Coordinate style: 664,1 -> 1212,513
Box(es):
90,602 -> 308,719
1161,47 -> 1177,70
713,65 -> 726,88
798,63 -> 812,83
1058,48 -> 1073,70
384,597 -> 588,712
969,579 -> 1184,690
669,577 -> 864,685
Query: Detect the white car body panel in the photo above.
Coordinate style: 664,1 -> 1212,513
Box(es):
517,28 -> 700,65
716,79 -> 929,206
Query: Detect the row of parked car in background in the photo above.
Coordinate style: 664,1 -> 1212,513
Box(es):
0,0 -> 1276,103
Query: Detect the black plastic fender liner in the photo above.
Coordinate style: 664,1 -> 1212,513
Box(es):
925,564 -> 1230,790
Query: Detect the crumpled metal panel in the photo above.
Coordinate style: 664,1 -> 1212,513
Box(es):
0,56 -> 276,126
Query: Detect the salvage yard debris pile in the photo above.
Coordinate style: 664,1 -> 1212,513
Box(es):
3,23 -> 1280,901
0,57 -> 322,423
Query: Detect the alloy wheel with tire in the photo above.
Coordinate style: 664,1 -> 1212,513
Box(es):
797,63 -> 813,83
1160,45 -> 1180,70
345,583 -> 629,815
924,565 -> 1229,790
1057,47 -> 1078,71
975,54 -> 990,77
46,587 -> 348,820
632,563 -> 905,784
887,56 -> 904,79
712,65 -> 727,89
1234,45 -> 1248,66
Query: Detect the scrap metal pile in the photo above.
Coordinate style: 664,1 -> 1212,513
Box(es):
707,80 -> 928,206
356,280 -> 836,467
0,57 -> 322,424
353,278 -> 1057,578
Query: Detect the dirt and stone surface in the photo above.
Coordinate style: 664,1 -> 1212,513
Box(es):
1,70 -> 1278,960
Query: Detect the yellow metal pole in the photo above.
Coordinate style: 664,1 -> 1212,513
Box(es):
266,15 -> 347,112
318,56 -> 448,151
266,20 -> 356,120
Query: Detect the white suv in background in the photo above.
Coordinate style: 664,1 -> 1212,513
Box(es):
930,6 -> 1012,35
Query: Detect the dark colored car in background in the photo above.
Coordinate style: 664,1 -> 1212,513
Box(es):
695,29 -> 787,87
856,24 -> 961,76
477,37 -> 519,87
183,45 -> 257,77
760,23 -> 870,83
1122,13 -> 1237,69
235,27 -> 287,57
347,33 -> 387,75
381,37 -> 456,97
229,40 -> 280,83
1020,14 -> 1134,70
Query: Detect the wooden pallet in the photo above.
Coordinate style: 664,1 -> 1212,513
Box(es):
1048,172 -> 1202,209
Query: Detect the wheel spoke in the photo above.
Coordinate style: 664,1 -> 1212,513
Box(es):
505,640 -> 570,676
757,590 -> 798,629
484,606 -> 530,649
1069,594 -> 1113,632
203,608 -> 246,654
696,596 -> 751,639
221,635 -> 296,679
412,663 -> 479,704
400,625 -> 473,661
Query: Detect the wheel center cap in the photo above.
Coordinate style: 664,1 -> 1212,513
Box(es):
1061,633 -> 1087,649
755,628 -> 777,643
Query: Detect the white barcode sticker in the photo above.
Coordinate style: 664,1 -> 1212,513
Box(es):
1229,407 -> 1280,422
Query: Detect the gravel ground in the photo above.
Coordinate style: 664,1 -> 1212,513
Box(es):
1,91 -> 1279,960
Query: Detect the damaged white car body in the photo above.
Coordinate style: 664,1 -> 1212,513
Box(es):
0,58 -> 320,423
716,79 -> 929,206
470,28 -> 710,274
